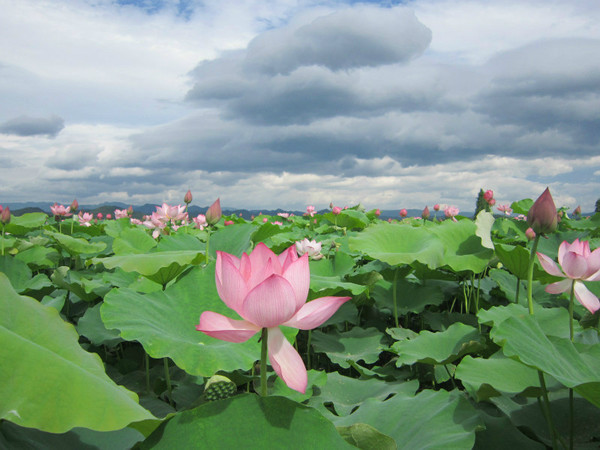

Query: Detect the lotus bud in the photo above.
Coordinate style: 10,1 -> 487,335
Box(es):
329,202 -> 334,209
573,205 -> 581,216
488,198 -> 496,206
1,206 -> 10,225
205,198 -> 222,225
525,227 -> 536,241
106,214 -> 112,220
97,213 -> 103,220
399,208 -> 407,218
422,206 -> 430,220
527,188 -> 557,234
375,208 -> 381,217
70,199 -> 79,212
184,189 -> 193,204
433,204 -> 440,211
127,205 -> 133,216
483,190 -> 494,202
224,220 -> 234,226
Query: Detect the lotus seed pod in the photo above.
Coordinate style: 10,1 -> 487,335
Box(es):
204,374 -> 237,401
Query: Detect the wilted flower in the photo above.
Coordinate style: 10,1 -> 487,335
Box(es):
537,239 -> 600,314
295,238 -> 323,260
527,188 -> 558,234
196,243 -> 351,393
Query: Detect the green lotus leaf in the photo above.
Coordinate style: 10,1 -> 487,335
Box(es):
140,394 -> 354,449
4,212 -> 47,235
494,244 -> 530,280
45,230 -> 107,256
101,263 -> 261,376
311,327 -> 385,369
490,313 -> 600,407
0,273 -> 154,433
208,223 -> 257,259
455,353 -> 546,400
112,227 -> 157,255
334,388 -> 483,449
392,322 -> 485,366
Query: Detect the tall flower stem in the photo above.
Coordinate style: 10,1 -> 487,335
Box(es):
260,328 -> 268,397
1,225 -> 5,256
164,358 -> 173,406
527,233 -> 558,449
568,281 -> 575,450
527,235 -> 541,315
393,268 -> 399,328
205,231 -> 211,265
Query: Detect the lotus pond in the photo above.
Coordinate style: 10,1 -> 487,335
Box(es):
1,196 -> 600,449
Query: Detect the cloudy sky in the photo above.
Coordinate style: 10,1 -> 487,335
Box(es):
1,0 -> 599,212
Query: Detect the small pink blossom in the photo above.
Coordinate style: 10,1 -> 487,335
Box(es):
422,206 -> 430,220
277,213 -> 290,219
97,213 -> 103,220
444,206 -> 460,222
296,238 -> 323,260
106,214 -> 112,220
526,227 -> 536,241
263,217 -> 268,223
433,204 -> 440,211
305,205 -> 316,217
130,218 -> 143,225
332,206 -> 342,215
51,203 -> 72,217
77,212 -> 94,227
484,190 -> 494,202
193,214 -> 207,230
497,205 -> 513,216
375,209 -> 381,217
114,209 -> 130,219
399,209 -> 407,218
224,220 -> 234,226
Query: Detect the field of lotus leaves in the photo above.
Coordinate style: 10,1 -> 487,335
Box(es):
2,193 -> 600,449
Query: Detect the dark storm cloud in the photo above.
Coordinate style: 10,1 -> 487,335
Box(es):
475,39 -> 600,148
186,5 -> 433,125
242,6 -> 432,75
0,114 -> 64,137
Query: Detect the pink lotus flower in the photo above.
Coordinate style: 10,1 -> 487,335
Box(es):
484,190 -> 494,202
70,199 -> 79,212
433,204 -> 440,211
106,214 -> 112,220
193,214 -> 207,230
332,206 -> 342,215
155,203 -> 187,223
295,238 -> 323,260
399,209 -> 407,218
77,212 -> 94,227
1,206 -> 10,225
527,187 -> 557,234
96,213 -> 103,220
444,206 -> 460,222
184,189 -> 193,204
497,204 -> 513,216
50,203 -> 72,217
422,206 -> 430,220
277,213 -> 290,219
305,205 -> 316,217
273,221 -> 283,226
205,198 -> 222,225
224,220 -> 235,226
114,209 -> 130,219
375,209 -> 381,217
197,243 -> 350,393
537,239 -> 600,314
